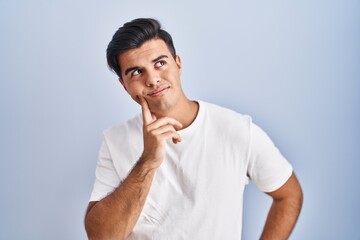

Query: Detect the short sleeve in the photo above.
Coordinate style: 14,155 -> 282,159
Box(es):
247,123 -> 293,193
89,136 -> 121,202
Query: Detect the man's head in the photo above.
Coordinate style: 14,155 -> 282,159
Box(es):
107,18 -> 177,79
107,18 -> 187,116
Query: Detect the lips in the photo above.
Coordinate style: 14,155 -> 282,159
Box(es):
148,86 -> 170,97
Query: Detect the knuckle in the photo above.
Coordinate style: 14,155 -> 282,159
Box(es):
158,116 -> 166,121
164,117 -> 172,123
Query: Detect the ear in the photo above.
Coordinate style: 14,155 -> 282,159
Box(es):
119,77 -> 128,92
175,55 -> 182,72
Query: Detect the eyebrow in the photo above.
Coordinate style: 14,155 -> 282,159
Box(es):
152,55 -> 168,63
124,55 -> 169,76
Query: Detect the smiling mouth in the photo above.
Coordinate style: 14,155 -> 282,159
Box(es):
148,86 -> 170,97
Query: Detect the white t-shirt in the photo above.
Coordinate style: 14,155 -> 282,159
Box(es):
89,101 -> 293,239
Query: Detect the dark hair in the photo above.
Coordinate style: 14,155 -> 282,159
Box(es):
106,18 -> 177,79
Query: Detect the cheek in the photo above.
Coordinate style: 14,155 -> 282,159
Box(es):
127,91 -> 141,105
125,83 -> 143,99
166,68 -> 180,80
125,82 -> 139,94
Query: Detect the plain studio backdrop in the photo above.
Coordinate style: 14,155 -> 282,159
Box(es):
1,0 -> 359,239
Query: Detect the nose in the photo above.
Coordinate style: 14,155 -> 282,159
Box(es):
145,70 -> 160,87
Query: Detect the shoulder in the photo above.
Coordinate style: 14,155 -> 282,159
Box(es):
200,100 -> 252,126
198,101 -> 253,143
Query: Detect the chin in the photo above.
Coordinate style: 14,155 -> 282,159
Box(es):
149,100 -> 174,114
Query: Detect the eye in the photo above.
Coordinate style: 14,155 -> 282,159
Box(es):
132,69 -> 142,76
155,60 -> 165,68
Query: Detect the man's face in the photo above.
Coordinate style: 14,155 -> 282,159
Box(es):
118,38 -> 183,114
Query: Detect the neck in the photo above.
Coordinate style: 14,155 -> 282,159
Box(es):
152,98 -> 199,130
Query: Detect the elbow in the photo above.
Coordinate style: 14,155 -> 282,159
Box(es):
297,186 -> 304,212
84,214 -> 129,240
84,214 -> 100,240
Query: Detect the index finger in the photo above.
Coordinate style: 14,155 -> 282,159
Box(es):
138,96 -> 153,125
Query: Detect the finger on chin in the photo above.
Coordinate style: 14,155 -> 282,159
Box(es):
138,96 -> 153,125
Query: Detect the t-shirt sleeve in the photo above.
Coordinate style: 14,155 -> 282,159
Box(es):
89,136 -> 121,202
247,122 -> 293,193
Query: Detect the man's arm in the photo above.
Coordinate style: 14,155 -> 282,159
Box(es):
84,97 -> 182,239
85,158 -> 158,239
260,172 -> 303,240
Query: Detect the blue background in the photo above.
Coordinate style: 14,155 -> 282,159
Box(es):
1,0 -> 359,239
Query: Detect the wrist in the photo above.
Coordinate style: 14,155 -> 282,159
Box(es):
138,155 -> 161,171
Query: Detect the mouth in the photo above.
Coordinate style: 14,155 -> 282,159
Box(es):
147,86 -> 170,97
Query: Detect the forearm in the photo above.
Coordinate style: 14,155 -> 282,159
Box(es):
85,97 -> 182,239
260,196 -> 303,240
85,157 -> 157,239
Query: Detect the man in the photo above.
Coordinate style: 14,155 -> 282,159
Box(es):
85,18 -> 303,239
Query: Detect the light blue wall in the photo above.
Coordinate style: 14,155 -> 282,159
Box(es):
1,0 -> 359,239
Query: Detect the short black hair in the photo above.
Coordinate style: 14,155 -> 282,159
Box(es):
106,18 -> 177,79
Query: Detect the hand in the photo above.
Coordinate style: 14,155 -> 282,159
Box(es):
138,96 -> 182,168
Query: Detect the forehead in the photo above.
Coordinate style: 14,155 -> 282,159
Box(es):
118,39 -> 171,69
